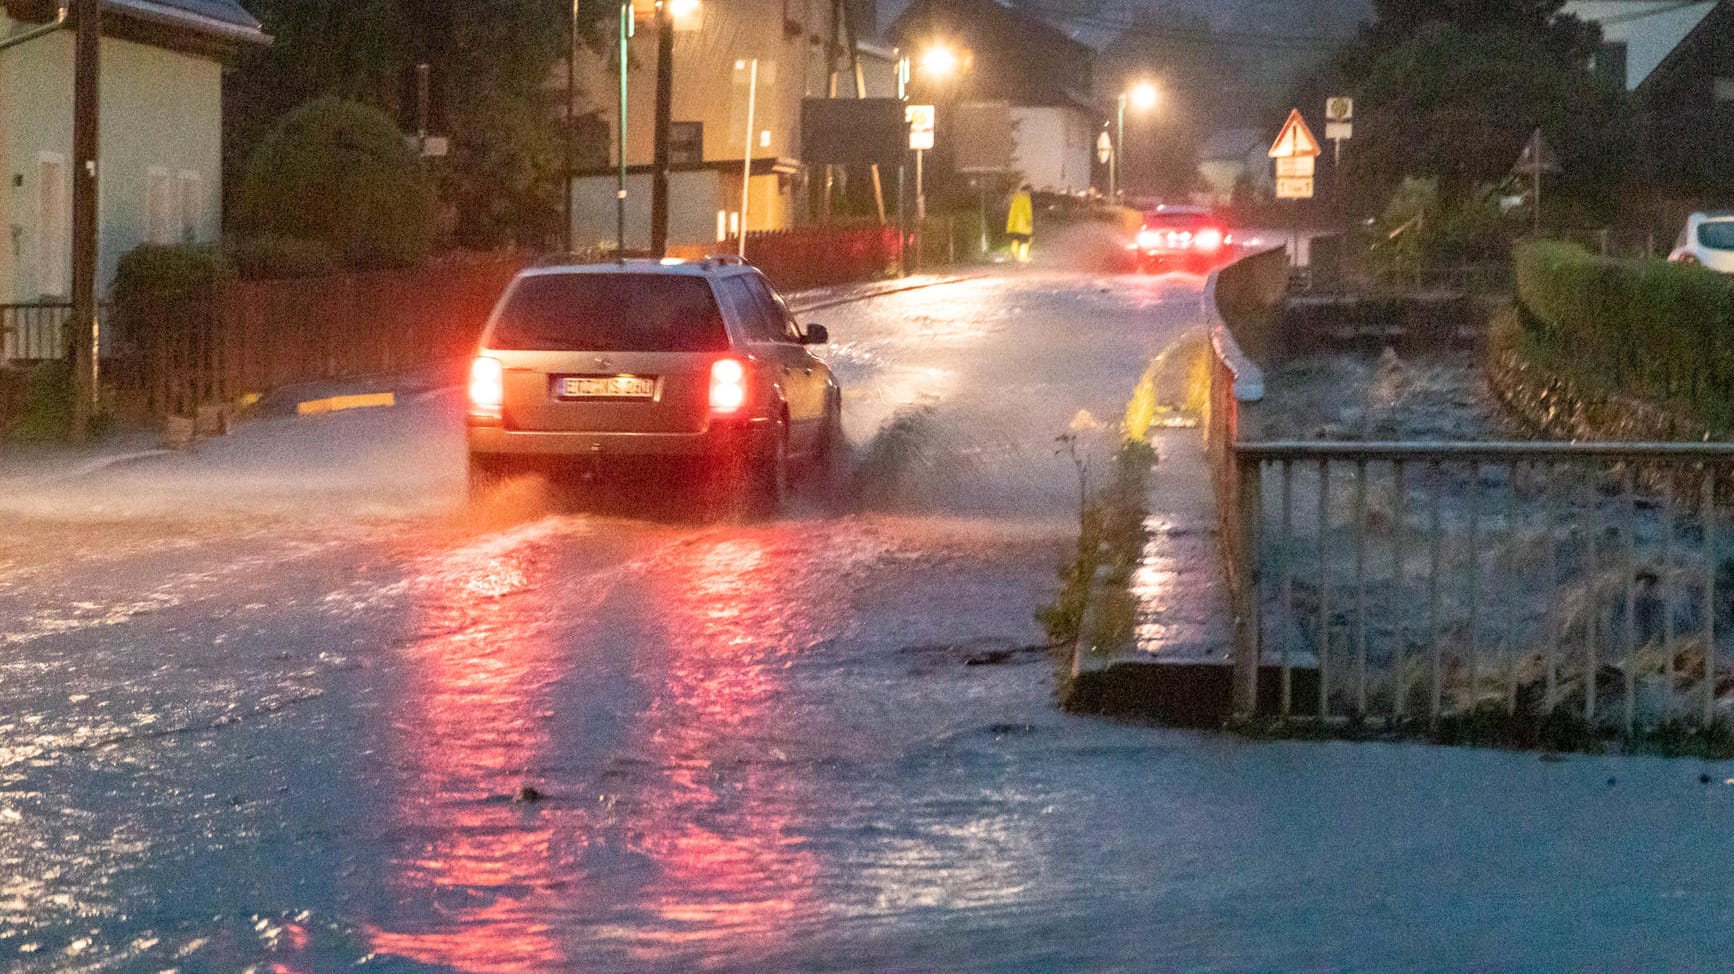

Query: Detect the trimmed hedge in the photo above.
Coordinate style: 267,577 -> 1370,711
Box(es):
1514,241 -> 1734,431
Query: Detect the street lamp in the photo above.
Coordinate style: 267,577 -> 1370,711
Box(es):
918,42 -> 959,81
1112,80 -> 1158,204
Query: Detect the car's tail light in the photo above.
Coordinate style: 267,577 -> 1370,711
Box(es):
469,355 -> 503,417
1194,227 -> 1224,253
709,358 -> 747,414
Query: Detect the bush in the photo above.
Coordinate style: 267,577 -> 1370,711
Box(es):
226,235 -> 337,280
1514,240 -> 1734,429
113,244 -> 232,307
233,97 -> 434,270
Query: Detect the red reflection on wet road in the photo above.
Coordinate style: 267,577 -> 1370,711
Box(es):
623,527 -> 841,965
368,523 -> 590,973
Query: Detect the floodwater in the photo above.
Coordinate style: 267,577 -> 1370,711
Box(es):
4,272 -> 1734,972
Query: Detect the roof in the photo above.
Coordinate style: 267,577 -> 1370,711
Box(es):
3,0 -> 267,47
1633,0 -> 1733,96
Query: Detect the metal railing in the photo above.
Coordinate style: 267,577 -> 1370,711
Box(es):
1,302 -> 75,362
1231,441 -> 1734,733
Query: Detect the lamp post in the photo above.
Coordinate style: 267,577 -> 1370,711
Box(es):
1113,81 -> 1157,204
563,0 -> 577,252
650,0 -> 701,257
736,57 -> 758,259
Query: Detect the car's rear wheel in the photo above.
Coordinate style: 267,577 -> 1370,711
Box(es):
467,452 -> 511,499
748,417 -> 789,517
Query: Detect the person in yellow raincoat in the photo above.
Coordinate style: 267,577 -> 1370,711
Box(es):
1006,183 -> 1033,262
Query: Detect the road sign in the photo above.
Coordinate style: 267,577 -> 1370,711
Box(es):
906,104 -> 935,151
1096,130 -> 1112,164
1269,108 -> 1321,159
1511,127 -> 1561,175
1275,176 -> 1314,200
1326,122 -> 1352,141
1326,97 -> 1353,122
1275,156 -> 1314,178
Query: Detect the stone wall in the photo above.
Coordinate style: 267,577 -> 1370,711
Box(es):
1485,309 -> 1707,442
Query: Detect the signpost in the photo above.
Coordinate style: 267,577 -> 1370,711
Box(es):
906,104 -> 934,269
1269,108 -> 1322,265
1325,96 -> 1353,163
1511,127 -> 1561,236
1269,108 -> 1321,200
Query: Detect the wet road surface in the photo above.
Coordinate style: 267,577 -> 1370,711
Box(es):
7,271 -> 1734,972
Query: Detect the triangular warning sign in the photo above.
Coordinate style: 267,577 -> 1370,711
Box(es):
1268,108 -> 1322,159
1511,128 -> 1561,175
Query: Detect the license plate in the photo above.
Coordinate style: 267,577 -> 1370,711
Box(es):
560,375 -> 655,399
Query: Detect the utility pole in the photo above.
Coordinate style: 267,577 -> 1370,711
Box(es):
564,0 -> 577,253
650,0 -> 675,257
738,58 -> 758,260
70,0 -> 99,443
616,0 -> 631,259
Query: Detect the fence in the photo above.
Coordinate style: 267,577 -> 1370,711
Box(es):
1230,444 -> 1734,734
1206,247 -> 1734,736
2,302 -> 76,362
738,224 -> 902,292
106,257 -> 528,417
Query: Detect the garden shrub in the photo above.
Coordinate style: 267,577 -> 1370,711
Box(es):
232,97 -> 434,270
226,235 -> 337,280
1513,240 -> 1734,431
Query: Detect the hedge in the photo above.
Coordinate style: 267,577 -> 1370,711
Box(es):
1513,240 -> 1734,431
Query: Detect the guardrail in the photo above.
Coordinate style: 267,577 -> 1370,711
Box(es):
1230,441 -> 1734,733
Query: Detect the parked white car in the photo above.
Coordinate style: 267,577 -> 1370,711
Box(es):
1668,212 -> 1734,271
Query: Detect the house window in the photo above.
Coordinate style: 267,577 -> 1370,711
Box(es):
1715,78 -> 1734,103
34,153 -> 68,298
176,170 -> 204,244
670,122 -> 703,165
145,166 -> 175,245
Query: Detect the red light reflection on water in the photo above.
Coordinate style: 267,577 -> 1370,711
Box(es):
623,530 -> 837,965
367,522 -> 841,971
368,527 -> 584,973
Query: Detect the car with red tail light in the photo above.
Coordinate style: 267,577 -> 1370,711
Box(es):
1131,205 -> 1236,274
466,257 -> 841,516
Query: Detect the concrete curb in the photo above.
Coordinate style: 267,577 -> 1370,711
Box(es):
3,448 -> 173,488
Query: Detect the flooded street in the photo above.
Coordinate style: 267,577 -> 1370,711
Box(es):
7,272 -> 1734,972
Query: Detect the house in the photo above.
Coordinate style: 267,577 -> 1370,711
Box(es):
1196,127 -> 1272,205
1566,0 -> 1719,92
566,0 -> 900,253
0,0 -> 266,360
888,0 -> 1102,195
1567,1 -> 1734,197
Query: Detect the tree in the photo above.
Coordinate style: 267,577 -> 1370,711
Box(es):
1098,8 -> 1227,198
233,98 -> 435,270
226,0 -> 572,250
1330,2 -> 1632,220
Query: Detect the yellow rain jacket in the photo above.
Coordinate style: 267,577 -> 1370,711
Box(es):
1006,190 -> 1033,236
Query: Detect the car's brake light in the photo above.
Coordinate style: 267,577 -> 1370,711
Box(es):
710,358 -> 747,414
1194,227 -> 1224,253
469,356 -> 503,416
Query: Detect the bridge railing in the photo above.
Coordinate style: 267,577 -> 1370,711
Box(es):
1229,440 -> 1734,734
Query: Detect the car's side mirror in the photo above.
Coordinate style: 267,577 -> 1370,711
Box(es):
801,323 -> 828,345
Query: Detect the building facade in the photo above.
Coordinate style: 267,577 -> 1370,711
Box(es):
568,0 -> 898,253
0,0 -> 264,328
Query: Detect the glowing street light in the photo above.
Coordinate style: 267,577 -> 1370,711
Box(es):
919,42 -> 960,80
1112,80 -> 1159,203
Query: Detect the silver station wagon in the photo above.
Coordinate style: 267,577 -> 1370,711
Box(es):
465,257 -> 842,515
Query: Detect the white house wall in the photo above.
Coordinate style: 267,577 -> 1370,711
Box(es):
1009,106 -> 1093,194
0,18 -> 223,305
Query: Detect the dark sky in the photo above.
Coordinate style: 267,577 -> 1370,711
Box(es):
879,0 -> 1373,49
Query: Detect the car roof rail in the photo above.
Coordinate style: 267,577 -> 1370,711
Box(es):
701,254 -> 749,269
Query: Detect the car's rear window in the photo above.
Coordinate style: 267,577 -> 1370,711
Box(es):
488,273 -> 729,352
1700,221 -> 1734,251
